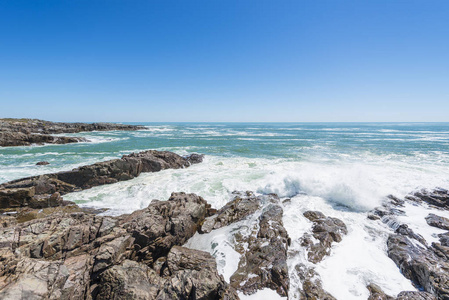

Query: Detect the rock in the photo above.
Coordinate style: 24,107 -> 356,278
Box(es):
230,195 -> 289,297
396,291 -> 437,300
158,246 -> 237,300
122,192 -> 208,265
0,192 -> 236,300
409,189 -> 449,210
295,264 -> 336,300
439,232 -> 449,247
387,234 -> 449,299
425,213 -> 449,230
0,150 -> 203,209
395,224 -> 427,246
0,118 -> 145,147
200,191 -> 262,233
302,211 -> 348,263
367,283 -> 395,300
95,259 -> 164,300
36,161 -> 50,166
185,153 -> 204,164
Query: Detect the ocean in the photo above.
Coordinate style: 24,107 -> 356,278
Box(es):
1,122 -> 449,299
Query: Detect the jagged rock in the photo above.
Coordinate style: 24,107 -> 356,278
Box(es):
408,189 -> 449,210
439,232 -> 449,247
230,195 -> 289,297
122,192 -> 208,264
394,224 -> 427,246
200,191 -> 262,233
295,264 -> 336,300
0,118 -> 145,147
367,283 -> 395,300
36,161 -> 50,166
95,259 -> 164,300
157,246 -> 237,300
302,211 -> 347,263
396,291 -> 437,300
0,150 -> 203,210
0,192 -> 233,300
425,213 -> 449,230
387,234 -> 449,299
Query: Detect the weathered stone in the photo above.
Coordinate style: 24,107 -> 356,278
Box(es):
302,211 -> 348,263
295,264 -> 336,300
367,283 -> 395,300
0,150 -> 203,210
425,213 -> 449,230
230,196 -> 289,297
122,192 -> 207,264
0,118 -> 144,147
387,234 -> 449,300
201,191 -> 262,233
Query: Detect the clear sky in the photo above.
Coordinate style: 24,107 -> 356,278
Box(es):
0,0 -> 448,122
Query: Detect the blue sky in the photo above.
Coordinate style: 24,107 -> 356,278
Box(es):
0,0 -> 448,122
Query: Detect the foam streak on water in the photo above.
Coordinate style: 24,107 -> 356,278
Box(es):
1,122 -> 449,299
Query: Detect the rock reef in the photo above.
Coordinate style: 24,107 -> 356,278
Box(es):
0,118 -> 145,147
0,192 -> 236,300
0,150 -> 204,210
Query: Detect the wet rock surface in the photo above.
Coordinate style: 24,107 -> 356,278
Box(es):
387,233 -> 449,299
425,213 -> 449,230
301,210 -> 348,263
0,192 -> 236,300
407,188 -> 449,210
229,196 -> 290,297
0,150 -> 203,210
0,118 -> 145,147
200,191 -> 262,233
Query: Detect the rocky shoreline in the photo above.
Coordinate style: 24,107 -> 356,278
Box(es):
0,150 -> 449,299
0,118 -> 145,147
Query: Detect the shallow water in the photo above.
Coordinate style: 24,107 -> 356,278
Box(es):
1,122 -> 449,299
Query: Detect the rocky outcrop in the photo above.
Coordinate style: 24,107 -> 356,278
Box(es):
200,191 -> 261,233
387,234 -> 449,299
0,192 -> 236,300
425,213 -> 449,230
198,192 -> 290,298
0,131 -> 87,147
301,210 -> 347,263
230,197 -> 290,297
406,188 -> 449,210
0,150 -> 203,210
367,283 -> 436,300
295,264 -> 336,300
0,118 -> 145,147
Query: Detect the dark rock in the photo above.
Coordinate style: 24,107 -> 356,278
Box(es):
185,153 -> 205,164
0,150 -> 203,210
387,234 -> 449,299
439,232 -> 449,247
367,283 -> 394,300
95,259 -> 163,300
295,264 -> 336,300
36,161 -> 50,166
0,118 -> 145,147
395,224 -> 427,246
425,213 -> 449,230
230,195 -> 289,297
396,291 -> 437,300
411,189 -> 449,210
302,211 -> 348,263
200,191 -> 262,233
122,192 -> 208,265
0,192 -> 235,300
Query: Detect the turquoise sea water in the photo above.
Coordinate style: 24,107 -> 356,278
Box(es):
1,122 -> 449,299
1,122 -> 449,183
